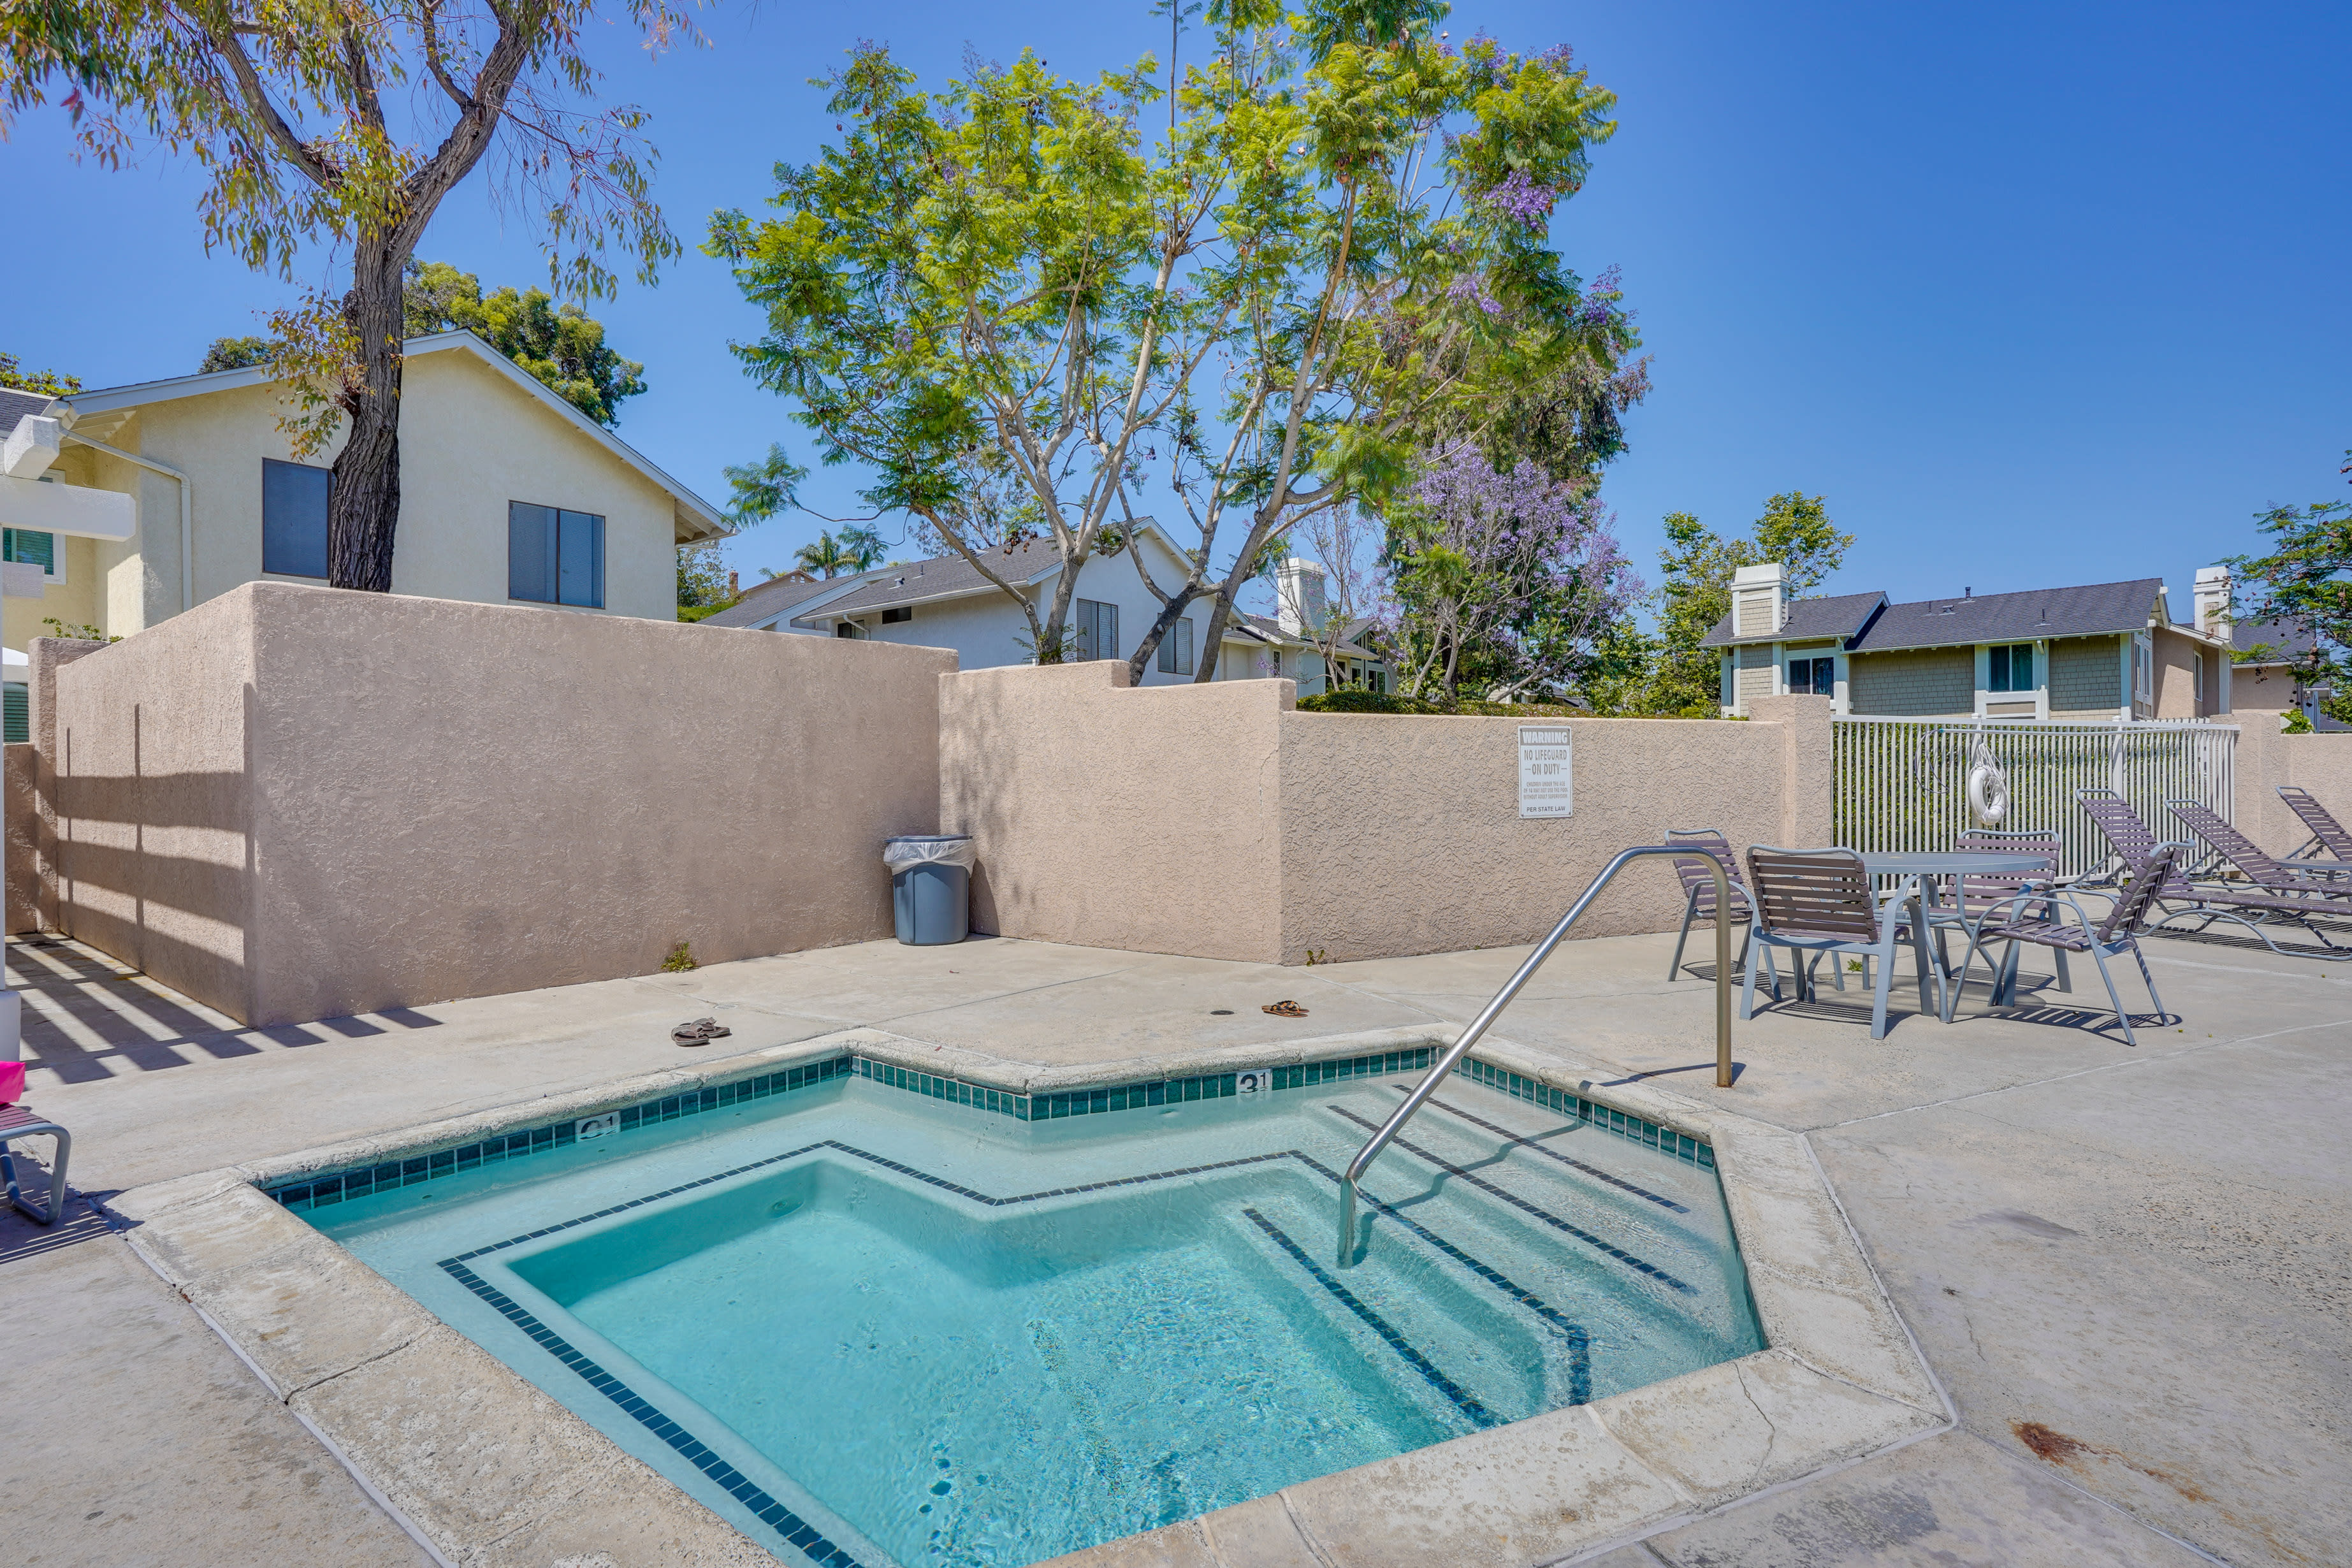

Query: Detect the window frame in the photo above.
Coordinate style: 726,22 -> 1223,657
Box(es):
1786,655 -> 1834,695
1,526 -> 63,584
1156,617 -> 1195,676
1074,597 -> 1119,662
880,605 -> 913,625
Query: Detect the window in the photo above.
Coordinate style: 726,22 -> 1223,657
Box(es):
1074,598 -> 1118,661
834,621 -> 864,639
2133,635 -> 2153,704
880,605 -> 913,625
2193,657 -> 2204,707
3,528 -> 57,583
1987,642 -> 2036,692
1787,656 -> 1835,695
262,458 -> 331,579
1368,667 -> 1386,695
508,502 -> 604,607
2,682 -> 24,744
1156,618 -> 1195,675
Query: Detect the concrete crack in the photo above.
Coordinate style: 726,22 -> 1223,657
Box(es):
1732,1362 -> 1781,1485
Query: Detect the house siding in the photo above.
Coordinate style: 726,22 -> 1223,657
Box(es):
2049,635 -> 2123,716
1848,647 -> 1972,716
1735,642 -> 1775,706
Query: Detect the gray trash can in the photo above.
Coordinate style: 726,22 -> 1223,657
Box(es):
885,835 -> 975,945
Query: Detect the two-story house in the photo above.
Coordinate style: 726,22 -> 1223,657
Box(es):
1704,563 -> 2235,722
0,328 -> 725,651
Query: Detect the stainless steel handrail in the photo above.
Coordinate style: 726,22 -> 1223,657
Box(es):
1335,843 -> 1734,1266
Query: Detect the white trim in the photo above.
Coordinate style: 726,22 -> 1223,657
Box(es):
54,330 -> 727,542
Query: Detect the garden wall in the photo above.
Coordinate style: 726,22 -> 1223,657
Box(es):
2234,720 -> 2352,859
938,662 -> 1830,965
43,583 -> 953,1024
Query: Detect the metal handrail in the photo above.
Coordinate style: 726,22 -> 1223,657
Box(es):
1335,843 -> 1734,1267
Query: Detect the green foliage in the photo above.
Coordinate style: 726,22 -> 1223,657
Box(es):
723,444 -> 810,526
2225,451 -> 2352,725
707,20 -> 1631,679
2281,707 -> 2314,734
1295,688 -> 1583,716
677,541 -> 734,614
404,262 -> 647,427
40,616 -> 119,642
659,941 -> 697,973
794,526 -> 884,578
198,336 -> 270,374
1613,495 -> 1854,717
0,351 -> 80,397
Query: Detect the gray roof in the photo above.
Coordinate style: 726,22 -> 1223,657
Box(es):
2232,618 -> 2313,667
1701,591 -> 1887,648
700,570 -> 871,628
0,388 -> 58,430
1852,578 -> 2163,652
798,539 -> 1058,622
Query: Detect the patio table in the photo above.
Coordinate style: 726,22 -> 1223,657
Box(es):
1855,852 -> 2056,1019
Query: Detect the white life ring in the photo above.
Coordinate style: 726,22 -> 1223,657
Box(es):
1968,753 -> 2010,826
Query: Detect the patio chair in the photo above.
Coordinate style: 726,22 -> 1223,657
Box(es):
1941,828 -> 2072,995
0,1062 -> 71,1226
1664,828 -> 1759,982
1941,845 -> 2179,1045
1742,846 -> 1935,1040
2277,786 -> 2352,866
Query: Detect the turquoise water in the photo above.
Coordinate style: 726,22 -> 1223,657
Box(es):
315,1071 -> 1761,1568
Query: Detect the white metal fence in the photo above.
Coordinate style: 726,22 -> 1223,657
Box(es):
1833,716 -> 2238,879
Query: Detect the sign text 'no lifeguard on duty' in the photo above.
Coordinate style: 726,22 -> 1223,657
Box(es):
1517,726 -> 1572,818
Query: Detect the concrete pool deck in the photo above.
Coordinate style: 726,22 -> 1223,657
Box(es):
4,926 -> 2346,1566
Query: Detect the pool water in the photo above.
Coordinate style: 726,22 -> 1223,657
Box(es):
314,1068 -> 1761,1568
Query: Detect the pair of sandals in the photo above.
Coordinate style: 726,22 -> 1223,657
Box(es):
671,1016 -> 732,1046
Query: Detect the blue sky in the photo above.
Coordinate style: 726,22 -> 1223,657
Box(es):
4,0 -> 2347,617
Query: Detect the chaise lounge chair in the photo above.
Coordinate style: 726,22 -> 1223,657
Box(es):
2152,799 -> 2352,960
2276,786 -> 2352,871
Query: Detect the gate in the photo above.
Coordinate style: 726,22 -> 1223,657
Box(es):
1833,717 -> 2237,879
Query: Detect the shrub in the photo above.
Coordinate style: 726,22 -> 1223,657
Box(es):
1295,690 -> 1586,718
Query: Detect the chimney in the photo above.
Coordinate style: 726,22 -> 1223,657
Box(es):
727,570 -> 739,600
1731,562 -> 1785,638
2193,565 -> 2232,641
1275,558 -> 1328,636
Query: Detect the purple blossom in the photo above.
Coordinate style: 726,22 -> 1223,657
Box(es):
1447,272 -> 1504,317
1576,263 -> 1623,328
1478,169 -> 1555,229
1537,44 -> 1575,71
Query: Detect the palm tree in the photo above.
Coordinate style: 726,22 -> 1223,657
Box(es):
838,524 -> 885,571
795,532 -> 856,578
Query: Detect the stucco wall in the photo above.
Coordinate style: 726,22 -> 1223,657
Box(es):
2150,626 -> 2209,718
941,662 -> 1830,968
939,661 -> 1286,962
49,583 -> 953,1024
2232,664 -> 2297,713
2233,722 -> 2352,860
5,743 -> 33,934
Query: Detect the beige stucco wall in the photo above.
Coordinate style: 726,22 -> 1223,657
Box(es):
939,661 -> 1287,962
2149,626 -> 2214,718
23,344 -> 691,644
4,743 -> 32,934
941,663 -> 1831,968
48,583 -> 953,1024
2234,723 -> 2352,860
2232,664 -> 2298,713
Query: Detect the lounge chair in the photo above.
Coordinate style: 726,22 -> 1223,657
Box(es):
0,1062 -> 71,1226
1743,846 -> 1938,1040
2277,786 -> 2352,868
2151,799 -> 2352,960
1664,828 -> 1759,982
1942,845 -> 2179,1045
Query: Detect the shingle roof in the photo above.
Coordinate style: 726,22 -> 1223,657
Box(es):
797,539 -> 1059,621
2232,618 -> 2313,666
1701,590 -> 1887,648
1850,578 -> 2163,652
700,570 -> 871,628
0,388 -> 57,430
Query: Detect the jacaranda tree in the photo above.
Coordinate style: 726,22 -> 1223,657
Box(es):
707,1 -> 1636,678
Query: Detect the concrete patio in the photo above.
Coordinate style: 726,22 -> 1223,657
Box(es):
4,919 -> 2344,1567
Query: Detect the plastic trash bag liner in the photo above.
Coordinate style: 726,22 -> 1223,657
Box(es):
883,834 -> 976,871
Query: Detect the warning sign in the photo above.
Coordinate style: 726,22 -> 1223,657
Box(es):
1518,726 -> 1572,818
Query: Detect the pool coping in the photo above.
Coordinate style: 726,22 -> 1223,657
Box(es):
102,1024 -> 1952,1568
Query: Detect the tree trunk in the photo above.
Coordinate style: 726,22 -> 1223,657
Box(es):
328,245 -> 407,592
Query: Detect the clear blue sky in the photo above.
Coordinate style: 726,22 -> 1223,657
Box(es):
4,0 -> 2346,616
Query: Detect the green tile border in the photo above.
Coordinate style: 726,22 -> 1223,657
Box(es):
1458,1058 -> 1715,1170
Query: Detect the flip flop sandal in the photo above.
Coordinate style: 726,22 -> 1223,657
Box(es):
1261,1000 -> 1309,1018
671,1017 -> 733,1046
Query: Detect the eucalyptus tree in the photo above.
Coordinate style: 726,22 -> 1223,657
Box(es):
707,5 -> 1634,678
3,0 -> 693,590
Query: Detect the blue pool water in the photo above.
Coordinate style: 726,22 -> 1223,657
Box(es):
311,1066 -> 1761,1568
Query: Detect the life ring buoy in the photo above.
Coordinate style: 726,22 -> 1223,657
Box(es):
1968,753 -> 2009,826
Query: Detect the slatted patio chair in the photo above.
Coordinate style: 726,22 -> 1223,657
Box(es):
2148,799 -> 2352,959
1664,828 -> 1760,983
0,1061 -> 71,1226
1943,828 -> 2071,996
1941,845 -> 2179,1045
1742,846 -> 1934,1040
2277,787 -> 2352,867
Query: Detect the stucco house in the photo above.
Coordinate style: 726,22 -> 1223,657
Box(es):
0,329 -> 725,651
1704,562 -> 2235,722
730,521 -> 1387,693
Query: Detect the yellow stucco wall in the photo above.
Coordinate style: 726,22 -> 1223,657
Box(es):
15,344 -> 687,644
